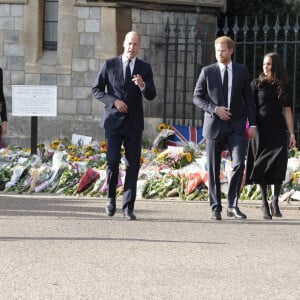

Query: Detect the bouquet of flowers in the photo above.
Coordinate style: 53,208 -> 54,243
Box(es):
0,164 -> 12,190
142,173 -> 186,199
156,148 -> 193,170
53,167 -> 80,195
77,168 -> 100,193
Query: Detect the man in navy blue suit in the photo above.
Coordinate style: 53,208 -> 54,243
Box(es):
193,36 -> 256,220
92,31 -> 156,220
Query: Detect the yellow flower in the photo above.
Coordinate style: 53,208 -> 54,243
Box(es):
82,145 -> 92,151
292,171 -> 300,183
85,150 -> 92,157
185,152 -> 192,162
100,140 -> 107,152
51,139 -> 62,149
67,155 -> 75,162
52,139 -> 61,144
157,152 -> 167,160
157,123 -> 166,131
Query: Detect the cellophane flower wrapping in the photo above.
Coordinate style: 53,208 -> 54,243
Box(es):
77,168 -> 100,193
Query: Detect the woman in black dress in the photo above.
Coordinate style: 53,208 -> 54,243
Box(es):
246,52 -> 296,219
0,67 -> 8,144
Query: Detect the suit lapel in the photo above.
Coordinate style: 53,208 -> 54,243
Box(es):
133,58 -> 140,72
215,63 -> 223,90
213,63 -> 225,105
113,56 -> 125,86
230,63 -> 238,105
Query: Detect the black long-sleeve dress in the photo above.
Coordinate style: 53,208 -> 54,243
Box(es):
245,79 -> 290,184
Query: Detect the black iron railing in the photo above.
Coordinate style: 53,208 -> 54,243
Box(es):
158,15 -> 300,144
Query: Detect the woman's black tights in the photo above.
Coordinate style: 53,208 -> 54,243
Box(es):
259,180 -> 282,218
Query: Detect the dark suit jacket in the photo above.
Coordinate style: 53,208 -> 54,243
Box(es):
92,56 -> 156,131
193,62 -> 256,139
0,68 -> 7,122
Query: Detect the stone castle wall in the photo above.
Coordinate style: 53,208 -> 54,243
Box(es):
0,0 -> 224,147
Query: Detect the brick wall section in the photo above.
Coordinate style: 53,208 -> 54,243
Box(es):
0,2 -> 219,148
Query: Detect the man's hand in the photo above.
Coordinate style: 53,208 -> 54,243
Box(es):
132,74 -> 145,89
114,99 -> 128,113
215,106 -> 232,121
248,126 -> 256,140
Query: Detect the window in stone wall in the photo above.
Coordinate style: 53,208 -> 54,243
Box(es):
43,0 -> 58,50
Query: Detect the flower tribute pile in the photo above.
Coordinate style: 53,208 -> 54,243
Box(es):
0,125 -> 299,201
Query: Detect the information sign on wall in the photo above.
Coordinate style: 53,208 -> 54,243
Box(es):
12,85 -> 57,117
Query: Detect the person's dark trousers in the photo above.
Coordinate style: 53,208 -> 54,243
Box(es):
105,119 -> 142,212
206,124 -> 245,211
226,131 -> 245,208
206,137 -> 223,211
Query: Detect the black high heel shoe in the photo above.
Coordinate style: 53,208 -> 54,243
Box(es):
270,201 -> 282,217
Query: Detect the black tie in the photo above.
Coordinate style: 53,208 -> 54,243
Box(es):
125,60 -> 131,89
223,66 -> 228,107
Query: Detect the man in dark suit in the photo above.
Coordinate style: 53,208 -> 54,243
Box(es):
193,36 -> 256,220
92,31 -> 156,220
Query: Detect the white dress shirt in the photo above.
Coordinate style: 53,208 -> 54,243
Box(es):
122,55 -> 145,91
218,62 -> 232,108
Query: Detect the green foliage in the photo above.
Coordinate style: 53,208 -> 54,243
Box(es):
142,137 -> 151,149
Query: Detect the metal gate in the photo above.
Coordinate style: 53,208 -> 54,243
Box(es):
159,15 -> 300,141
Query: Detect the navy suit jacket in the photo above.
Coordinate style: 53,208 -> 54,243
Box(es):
193,62 -> 256,139
92,56 -> 156,131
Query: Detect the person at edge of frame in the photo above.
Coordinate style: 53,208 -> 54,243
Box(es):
245,52 -> 296,219
0,67 -> 8,148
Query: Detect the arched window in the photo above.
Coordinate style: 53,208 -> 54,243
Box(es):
43,0 -> 58,50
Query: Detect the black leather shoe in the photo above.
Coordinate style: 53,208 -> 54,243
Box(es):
105,198 -> 116,216
211,210 -> 222,220
227,207 -> 247,219
123,210 -> 137,220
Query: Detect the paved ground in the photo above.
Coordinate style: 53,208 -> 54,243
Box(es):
0,193 -> 299,300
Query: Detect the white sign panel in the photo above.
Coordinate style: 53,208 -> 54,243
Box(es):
12,85 -> 57,117
72,134 -> 92,146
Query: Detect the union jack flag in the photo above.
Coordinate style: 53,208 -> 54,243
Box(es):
167,125 -> 203,146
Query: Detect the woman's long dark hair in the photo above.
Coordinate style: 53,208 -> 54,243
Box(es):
257,52 -> 289,103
